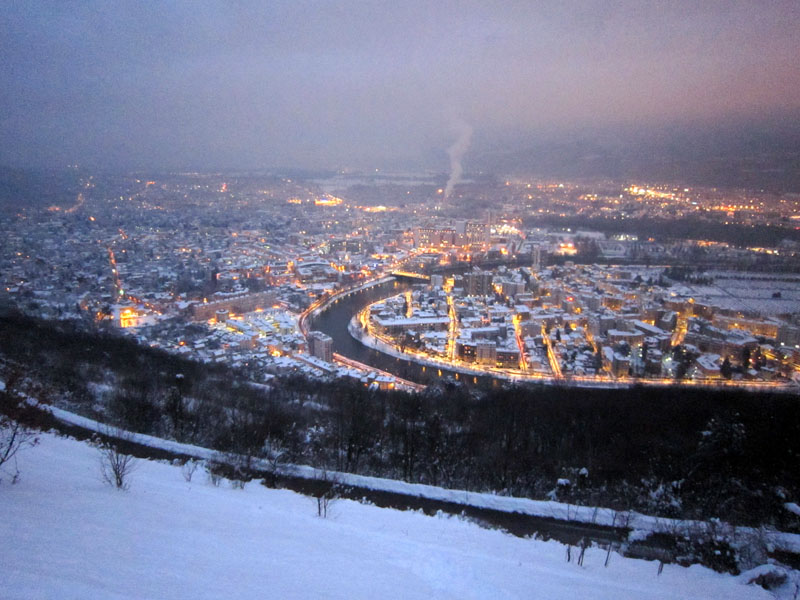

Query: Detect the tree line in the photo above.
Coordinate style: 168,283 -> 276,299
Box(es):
1,307 -> 799,531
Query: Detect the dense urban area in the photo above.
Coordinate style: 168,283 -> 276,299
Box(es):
3,169 -> 800,391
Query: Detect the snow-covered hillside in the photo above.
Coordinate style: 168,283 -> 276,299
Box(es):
0,433 -> 773,599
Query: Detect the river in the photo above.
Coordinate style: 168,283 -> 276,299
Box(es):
309,278 -> 499,388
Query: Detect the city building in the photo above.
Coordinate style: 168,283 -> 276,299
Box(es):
308,330 -> 333,362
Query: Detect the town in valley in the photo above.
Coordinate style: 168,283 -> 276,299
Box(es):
4,171 -> 800,392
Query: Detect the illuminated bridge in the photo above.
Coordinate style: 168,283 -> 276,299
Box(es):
390,271 -> 431,281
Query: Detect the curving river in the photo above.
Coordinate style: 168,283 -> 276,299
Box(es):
309,278 -> 499,388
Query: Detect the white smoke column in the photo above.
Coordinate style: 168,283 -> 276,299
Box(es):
444,119 -> 473,200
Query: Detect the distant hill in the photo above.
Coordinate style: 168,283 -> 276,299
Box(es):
0,166 -> 84,211
475,123 -> 800,192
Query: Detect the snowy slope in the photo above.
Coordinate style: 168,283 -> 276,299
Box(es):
1,433 -> 771,600
42,403 -> 800,556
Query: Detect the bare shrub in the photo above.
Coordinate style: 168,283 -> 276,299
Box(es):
205,460 -> 223,486
181,459 -> 199,482
223,451 -> 253,489
315,469 -> 340,518
0,417 -> 39,485
94,429 -> 137,490
262,436 -> 286,486
0,377 -> 40,485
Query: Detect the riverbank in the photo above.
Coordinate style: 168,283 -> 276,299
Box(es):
347,309 -> 798,393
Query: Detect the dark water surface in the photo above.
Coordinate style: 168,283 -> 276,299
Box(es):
310,279 -> 497,388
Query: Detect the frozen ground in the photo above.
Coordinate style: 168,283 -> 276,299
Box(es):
0,433 -> 776,599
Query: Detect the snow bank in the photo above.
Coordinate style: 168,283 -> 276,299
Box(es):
784,502 -> 800,517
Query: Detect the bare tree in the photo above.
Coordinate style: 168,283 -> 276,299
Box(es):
206,467 -> 222,487
315,469 -> 340,518
205,454 -> 227,487
181,459 -> 199,482
577,538 -> 587,566
262,435 -> 286,486
0,417 -> 38,484
604,542 -> 614,567
94,428 -> 137,490
0,378 -> 40,484
221,451 -> 252,489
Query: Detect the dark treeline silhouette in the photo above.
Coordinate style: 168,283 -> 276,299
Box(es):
0,166 -> 85,211
1,308 -> 798,532
523,214 -> 800,248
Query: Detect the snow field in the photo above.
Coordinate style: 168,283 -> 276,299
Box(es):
0,433 -> 772,599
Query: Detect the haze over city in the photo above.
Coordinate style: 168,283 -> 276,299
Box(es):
2,1 -> 800,180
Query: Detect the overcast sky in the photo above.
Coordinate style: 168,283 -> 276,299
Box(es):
2,1 -> 799,172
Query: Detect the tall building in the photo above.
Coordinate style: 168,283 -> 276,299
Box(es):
531,244 -> 546,271
465,222 -> 488,245
464,270 -> 494,296
308,330 -> 333,362
476,340 -> 497,366
415,227 -> 456,248
499,279 -> 526,300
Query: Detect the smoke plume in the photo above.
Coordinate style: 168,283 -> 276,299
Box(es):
444,119 -> 473,200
